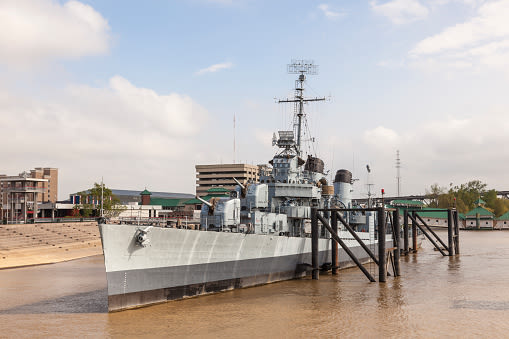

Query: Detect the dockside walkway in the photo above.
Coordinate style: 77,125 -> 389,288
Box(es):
0,222 -> 102,269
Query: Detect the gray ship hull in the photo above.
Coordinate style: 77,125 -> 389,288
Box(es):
99,224 -> 383,311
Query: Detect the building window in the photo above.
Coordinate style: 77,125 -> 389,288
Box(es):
486,222 -> 489,225
436,220 -> 438,223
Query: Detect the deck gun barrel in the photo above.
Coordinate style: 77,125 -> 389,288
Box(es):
196,196 -> 212,207
232,177 -> 245,189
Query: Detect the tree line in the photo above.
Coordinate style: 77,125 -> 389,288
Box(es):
426,180 -> 509,217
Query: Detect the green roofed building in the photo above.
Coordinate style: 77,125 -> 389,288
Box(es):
495,210 -> 509,230
149,198 -> 185,209
474,198 -> 486,206
386,201 -> 451,228
464,206 -> 494,229
413,208 -> 450,227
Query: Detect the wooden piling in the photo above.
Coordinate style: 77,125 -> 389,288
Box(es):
447,209 -> 454,256
403,209 -> 409,255
453,210 -> 460,255
331,210 -> 338,275
378,207 -> 386,283
412,211 -> 418,252
311,207 -> 319,280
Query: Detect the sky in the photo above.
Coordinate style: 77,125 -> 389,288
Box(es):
2,0 -> 509,200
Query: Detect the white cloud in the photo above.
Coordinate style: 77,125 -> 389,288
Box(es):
371,0 -> 429,24
318,4 -> 343,19
409,0 -> 509,70
0,77 -> 208,196
357,110 -> 509,196
195,62 -> 233,75
0,0 -> 111,68
411,1 -> 509,55
363,126 -> 400,151
430,0 -> 485,7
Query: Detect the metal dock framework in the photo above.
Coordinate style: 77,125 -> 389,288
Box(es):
310,206 -> 460,282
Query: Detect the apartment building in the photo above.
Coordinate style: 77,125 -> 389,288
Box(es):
0,167 -> 58,222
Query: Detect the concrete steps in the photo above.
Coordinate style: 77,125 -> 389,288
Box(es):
0,222 -> 100,251
0,222 -> 103,269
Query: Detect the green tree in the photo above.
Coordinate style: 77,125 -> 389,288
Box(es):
482,189 -> 497,207
450,180 -> 487,213
425,183 -> 445,208
492,198 -> 509,217
425,181 -> 509,216
76,183 -> 124,218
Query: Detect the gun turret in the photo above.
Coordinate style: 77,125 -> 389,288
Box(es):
196,196 -> 212,208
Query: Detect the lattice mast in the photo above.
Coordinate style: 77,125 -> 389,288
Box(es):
278,60 -> 326,156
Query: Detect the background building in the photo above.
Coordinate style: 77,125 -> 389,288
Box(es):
1,168 -> 58,222
195,164 -> 260,197
69,189 -> 194,205
30,167 -> 58,203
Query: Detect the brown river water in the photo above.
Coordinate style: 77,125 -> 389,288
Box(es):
1,230 -> 508,338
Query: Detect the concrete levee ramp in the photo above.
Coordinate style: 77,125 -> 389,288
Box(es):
0,222 -> 102,269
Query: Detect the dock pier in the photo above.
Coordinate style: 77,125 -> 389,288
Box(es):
310,207 -> 460,282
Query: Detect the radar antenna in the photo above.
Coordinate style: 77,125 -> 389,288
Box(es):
278,60 -> 326,156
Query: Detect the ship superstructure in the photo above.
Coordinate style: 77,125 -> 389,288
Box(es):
199,61 -> 343,236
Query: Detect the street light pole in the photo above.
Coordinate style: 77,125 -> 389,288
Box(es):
101,177 -> 104,218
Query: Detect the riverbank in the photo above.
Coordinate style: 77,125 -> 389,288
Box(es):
0,222 -> 102,269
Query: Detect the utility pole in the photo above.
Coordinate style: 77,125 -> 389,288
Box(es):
396,150 -> 401,197
233,113 -> 236,164
101,177 -> 104,218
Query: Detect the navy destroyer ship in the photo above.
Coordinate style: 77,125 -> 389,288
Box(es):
98,61 -> 387,312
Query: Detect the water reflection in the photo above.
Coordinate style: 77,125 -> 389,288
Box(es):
453,300 -> 509,311
0,289 -> 108,314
